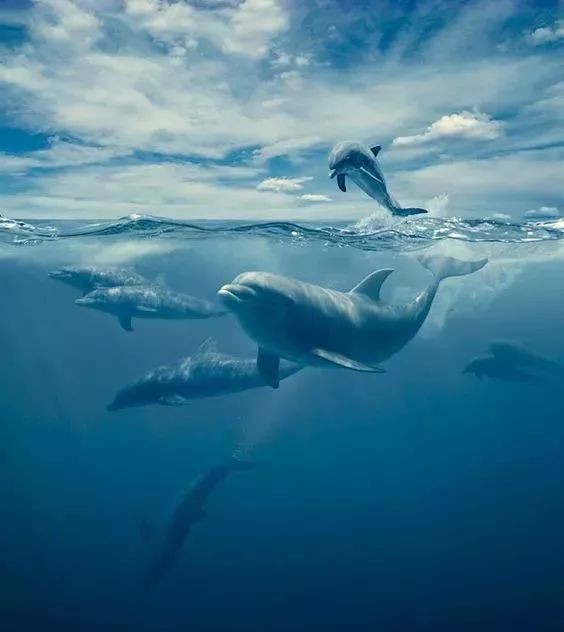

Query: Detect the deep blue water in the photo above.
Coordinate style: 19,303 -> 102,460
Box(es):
2,215 -> 564,630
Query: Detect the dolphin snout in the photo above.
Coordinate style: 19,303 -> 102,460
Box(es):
217,283 -> 257,310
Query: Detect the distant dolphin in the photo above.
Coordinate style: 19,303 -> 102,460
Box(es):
49,266 -> 149,295
488,340 -> 564,375
328,141 -> 427,216
75,285 -> 227,332
107,340 -> 302,410
462,356 -> 544,383
218,254 -> 487,388
143,458 -> 254,588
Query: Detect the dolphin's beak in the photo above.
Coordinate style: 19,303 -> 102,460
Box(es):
74,296 -> 94,307
217,283 -> 257,310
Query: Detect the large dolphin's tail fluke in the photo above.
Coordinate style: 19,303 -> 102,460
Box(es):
418,254 -> 488,282
393,206 -> 428,217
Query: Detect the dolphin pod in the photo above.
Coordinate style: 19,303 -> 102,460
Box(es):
75,284 -> 227,332
107,339 -> 302,410
328,141 -> 428,216
143,458 -> 255,588
218,254 -> 488,388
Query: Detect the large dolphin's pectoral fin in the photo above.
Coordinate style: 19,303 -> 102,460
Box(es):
158,395 -> 188,407
257,347 -> 280,389
350,269 -> 394,301
370,145 -> 382,157
311,348 -> 386,373
118,315 -> 134,332
337,174 -> 347,192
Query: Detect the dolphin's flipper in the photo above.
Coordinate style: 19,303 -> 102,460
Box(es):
370,145 -> 381,157
350,269 -> 394,301
337,174 -> 347,192
257,347 -> 280,389
311,348 -> 386,373
158,395 -> 188,406
118,315 -> 134,332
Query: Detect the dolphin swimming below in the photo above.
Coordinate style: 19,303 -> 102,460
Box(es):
462,356 -> 544,384
488,340 -> 564,375
75,285 -> 227,332
143,458 -> 254,588
218,254 -> 487,388
48,266 -> 149,295
328,141 -> 427,217
107,339 -> 302,410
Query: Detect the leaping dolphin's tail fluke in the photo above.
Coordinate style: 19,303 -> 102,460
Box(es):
418,254 -> 488,282
393,206 -> 428,217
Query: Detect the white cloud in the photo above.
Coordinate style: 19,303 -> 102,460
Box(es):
526,21 -> 564,46
298,194 -> 332,203
256,176 -> 312,192
393,110 -> 503,147
524,206 -> 560,220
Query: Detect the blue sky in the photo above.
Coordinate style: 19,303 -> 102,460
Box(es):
0,0 -> 562,220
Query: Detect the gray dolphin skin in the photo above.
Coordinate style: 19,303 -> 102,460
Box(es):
75,285 -> 227,331
462,356 -> 544,383
107,340 -> 302,410
328,141 -> 427,217
144,458 -> 254,588
48,266 -> 149,295
218,254 -> 488,388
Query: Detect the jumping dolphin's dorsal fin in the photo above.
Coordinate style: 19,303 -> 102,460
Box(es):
197,337 -> 218,355
158,395 -> 188,407
370,145 -> 381,157
310,348 -> 386,373
349,269 -> 394,301
337,174 -> 346,192
257,347 -> 280,389
119,315 -> 133,332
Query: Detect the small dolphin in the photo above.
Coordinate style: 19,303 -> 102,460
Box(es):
49,266 -> 149,295
75,285 -> 227,332
328,141 -> 427,217
143,458 -> 254,588
107,340 -> 302,410
488,340 -> 564,375
462,356 -> 544,384
218,254 -> 487,388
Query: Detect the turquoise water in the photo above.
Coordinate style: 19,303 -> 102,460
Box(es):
2,214 -> 564,630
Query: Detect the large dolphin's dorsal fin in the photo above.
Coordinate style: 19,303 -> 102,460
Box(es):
197,337 -> 218,355
370,145 -> 382,157
350,269 -> 394,301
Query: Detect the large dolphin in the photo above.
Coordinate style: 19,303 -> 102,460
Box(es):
75,285 -> 227,332
462,356 -> 544,384
107,340 -> 302,410
218,254 -> 488,388
48,266 -> 149,295
143,458 -> 254,588
328,141 -> 427,217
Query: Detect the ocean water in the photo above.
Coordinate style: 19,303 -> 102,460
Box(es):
2,214 -> 564,631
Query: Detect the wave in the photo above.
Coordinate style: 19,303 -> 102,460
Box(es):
2,212 -> 564,252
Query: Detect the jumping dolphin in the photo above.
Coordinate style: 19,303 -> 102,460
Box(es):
462,356 -> 544,383
107,340 -> 302,410
328,141 -> 427,217
218,254 -> 487,388
48,266 -> 149,295
75,285 -> 227,332
143,458 -> 254,588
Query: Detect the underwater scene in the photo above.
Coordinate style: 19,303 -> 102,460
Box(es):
2,214 -> 564,631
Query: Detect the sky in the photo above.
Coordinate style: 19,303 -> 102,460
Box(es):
0,0 -> 562,220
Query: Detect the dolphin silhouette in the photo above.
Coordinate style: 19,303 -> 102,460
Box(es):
218,254 -> 487,388
328,141 -> 427,216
